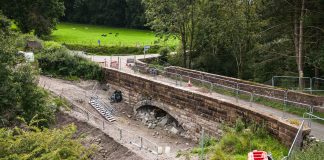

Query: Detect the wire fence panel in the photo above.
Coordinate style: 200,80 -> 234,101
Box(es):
65,103 -> 160,157
285,120 -> 305,160
272,76 -> 312,90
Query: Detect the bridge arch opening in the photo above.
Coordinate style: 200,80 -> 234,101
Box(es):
135,105 -> 185,135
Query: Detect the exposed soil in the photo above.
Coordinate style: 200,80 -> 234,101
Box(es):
53,111 -> 142,160
40,76 -> 195,160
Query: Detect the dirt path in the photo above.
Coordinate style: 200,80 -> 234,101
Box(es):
39,76 -> 195,160
53,111 -> 141,160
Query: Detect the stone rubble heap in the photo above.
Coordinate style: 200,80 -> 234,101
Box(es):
136,107 -> 185,136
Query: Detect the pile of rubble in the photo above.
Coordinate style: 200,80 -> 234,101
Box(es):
136,107 -> 184,136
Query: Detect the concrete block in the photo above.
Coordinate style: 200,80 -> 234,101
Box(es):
158,147 -> 163,154
165,146 -> 171,154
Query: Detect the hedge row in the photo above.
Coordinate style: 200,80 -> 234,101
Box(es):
64,44 -> 161,55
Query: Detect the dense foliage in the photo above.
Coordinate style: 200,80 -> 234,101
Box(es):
0,32 -> 57,127
0,12 -> 10,34
38,42 -> 104,81
62,0 -> 146,29
0,0 -> 65,36
0,124 -> 94,159
0,23 -> 95,159
144,0 -> 324,84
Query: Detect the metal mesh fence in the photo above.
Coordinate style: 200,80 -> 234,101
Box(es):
65,103 -> 160,157
272,76 -> 312,90
282,120 -> 305,160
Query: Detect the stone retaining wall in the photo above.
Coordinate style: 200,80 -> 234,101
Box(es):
103,68 -> 310,147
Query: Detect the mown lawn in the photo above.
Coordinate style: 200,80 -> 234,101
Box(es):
51,22 -> 178,47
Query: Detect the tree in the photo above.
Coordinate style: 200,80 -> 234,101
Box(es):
0,0 -> 65,36
260,0 -> 324,88
143,0 -> 197,68
0,32 -> 56,126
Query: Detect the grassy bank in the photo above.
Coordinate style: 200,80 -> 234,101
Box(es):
51,23 -> 178,47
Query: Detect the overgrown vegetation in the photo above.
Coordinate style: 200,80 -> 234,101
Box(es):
37,42 -> 104,81
0,123 -> 95,159
178,119 -> 288,160
290,141 -> 324,160
0,32 -> 57,127
0,22 -> 95,159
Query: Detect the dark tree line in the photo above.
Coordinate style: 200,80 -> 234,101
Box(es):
62,0 -> 147,29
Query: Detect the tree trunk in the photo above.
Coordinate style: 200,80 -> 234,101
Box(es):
298,0 -> 305,90
188,0 -> 195,69
180,23 -> 187,68
314,67 -> 319,89
181,35 -> 187,68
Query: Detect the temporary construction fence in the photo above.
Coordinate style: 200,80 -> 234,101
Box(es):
283,113 -> 324,160
282,120 -> 305,160
271,76 -> 324,95
64,98 -> 160,158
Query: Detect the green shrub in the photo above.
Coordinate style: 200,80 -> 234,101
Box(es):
43,41 -> 65,52
37,47 -> 104,81
158,47 -> 170,62
64,44 -> 161,55
0,124 -> 95,159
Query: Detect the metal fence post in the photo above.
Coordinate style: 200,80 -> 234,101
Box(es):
236,83 -> 239,103
283,90 -> 288,118
140,137 -> 143,150
110,55 -> 112,68
200,129 -> 205,160
210,83 -> 213,95
250,92 -> 254,107
102,121 -> 105,130
119,129 -> 122,141
310,78 -> 313,94
272,77 -> 275,87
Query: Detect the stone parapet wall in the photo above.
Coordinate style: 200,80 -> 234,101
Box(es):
103,68 -> 310,147
165,66 -> 324,112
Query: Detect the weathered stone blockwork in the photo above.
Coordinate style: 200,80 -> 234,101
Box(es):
103,68 -> 310,147
166,66 -> 324,112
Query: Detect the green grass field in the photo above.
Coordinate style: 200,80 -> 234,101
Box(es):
51,23 -> 178,47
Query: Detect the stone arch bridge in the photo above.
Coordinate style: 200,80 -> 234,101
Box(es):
103,68 -> 310,147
